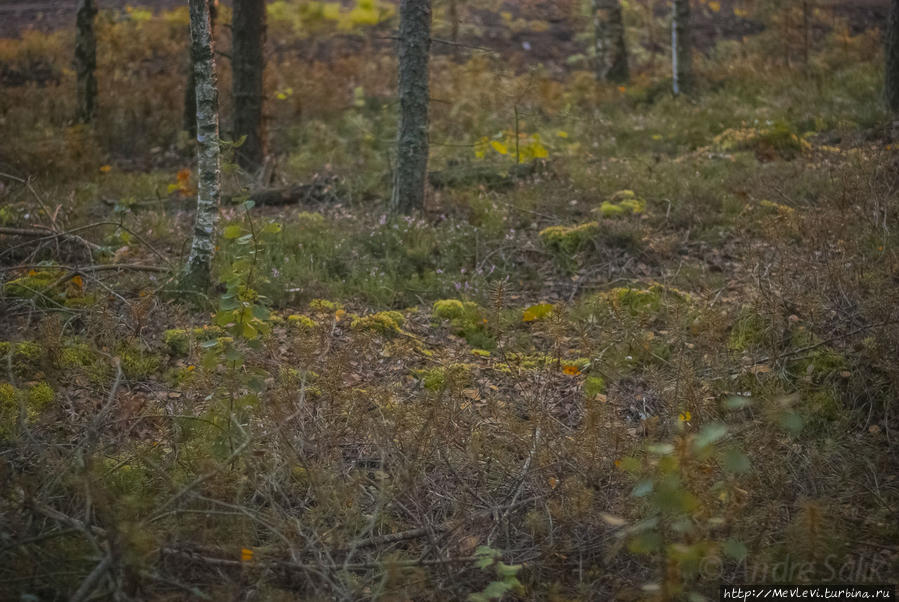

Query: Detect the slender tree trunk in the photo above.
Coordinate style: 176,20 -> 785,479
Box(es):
184,1 -> 217,138
74,0 -> 97,123
448,0 -> 459,42
391,0 -> 432,215
594,0 -> 629,83
182,0 -> 222,294
671,0 -> 692,95
886,0 -> 899,117
232,0 -> 267,171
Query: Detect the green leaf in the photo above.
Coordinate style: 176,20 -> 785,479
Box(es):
631,478 -> 654,498
243,199 -> 255,210
261,221 -> 282,235
724,395 -> 751,410
242,322 -> 258,340
481,580 -> 512,598
647,443 -> 675,455
722,448 -> 751,473
693,423 -> 728,451
495,562 -> 521,577
251,305 -> 270,321
780,410 -> 804,435
223,224 -> 243,239
723,538 -> 748,562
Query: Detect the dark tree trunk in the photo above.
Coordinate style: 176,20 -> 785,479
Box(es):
672,0 -> 692,95
74,0 -> 97,123
182,0 -> 223,294
232,0 -> 267,171
594,0 -> 629,83
184,1 -> 217,138
887,0 -> 899,116
391,0 -> 432,215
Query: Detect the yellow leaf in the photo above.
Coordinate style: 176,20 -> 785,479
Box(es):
71,275 -> 84,290
556,130 -> 569,138
548,476 -> 559,489
241,548 -> 254,562
617,85 -> 627,93
99,165 -> 112,173
709,1 -> 721,12
679,411 -> 692,422
490,140 -> 508,155
562,365 -> 581,376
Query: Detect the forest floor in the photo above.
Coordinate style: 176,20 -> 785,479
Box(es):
1,3 -> 898,601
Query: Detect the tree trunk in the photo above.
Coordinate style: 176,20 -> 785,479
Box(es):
232,0 -> 266,171
886,0 -> 899,117
448,0 -> 459,42
74,0 -> 97,123
671,0 -> 692,95
391,0 -> 432,215
184,1 -> 216,138
182,0 -> 223,294
594,0 -> 629,83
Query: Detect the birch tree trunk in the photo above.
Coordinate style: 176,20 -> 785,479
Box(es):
182,0 -> 222,294
391,0 -> 432,215
232,0 -> 267,171
184,1 -> 216,138
886,0 -> 899,120
74,0 -> 97,123
671,0 -> 692,95
594,0 -> 629,83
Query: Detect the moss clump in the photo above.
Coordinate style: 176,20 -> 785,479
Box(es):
0,382 -> 55,435
584,376 -> 606,398
712,122 -> 809,160
522,303 -> 554,322
120,347 -> 162,380
728,309 -> 769,352
0,383 -> 18,437
27,382 -> 54,412
0,341 -> 43,376
351,311 -> 405,334
163,326 -> 227,356
414,363 -> 472,392
598,202 -> 626,218
603,284 -> 690,319
538,222 -> 600,254
432,300 -> 493,349
309,298 -> 343,313
3,267 -> 65,301
287,314 -> 316,330
163,329 -> 190,356
433,299 -> 477,320
595,190 -> 646,219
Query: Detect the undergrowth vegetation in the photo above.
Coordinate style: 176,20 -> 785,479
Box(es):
0,2 -> 897,600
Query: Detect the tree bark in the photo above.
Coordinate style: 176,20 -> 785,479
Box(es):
391,0 -> 432,215
671,0 -> 692,95
74,0 -> 97,123
232,0 -> 266,171
182,0 -> 223,294
886,0 -> 899,117
594,0 -> 629,83
184,1 -> 217,138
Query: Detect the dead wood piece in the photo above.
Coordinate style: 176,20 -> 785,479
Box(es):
428,160 -> 546,191
238,176 -> 342,207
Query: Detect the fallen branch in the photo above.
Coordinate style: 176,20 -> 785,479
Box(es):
0,226 -> 102,252
0,263 -> 169,274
